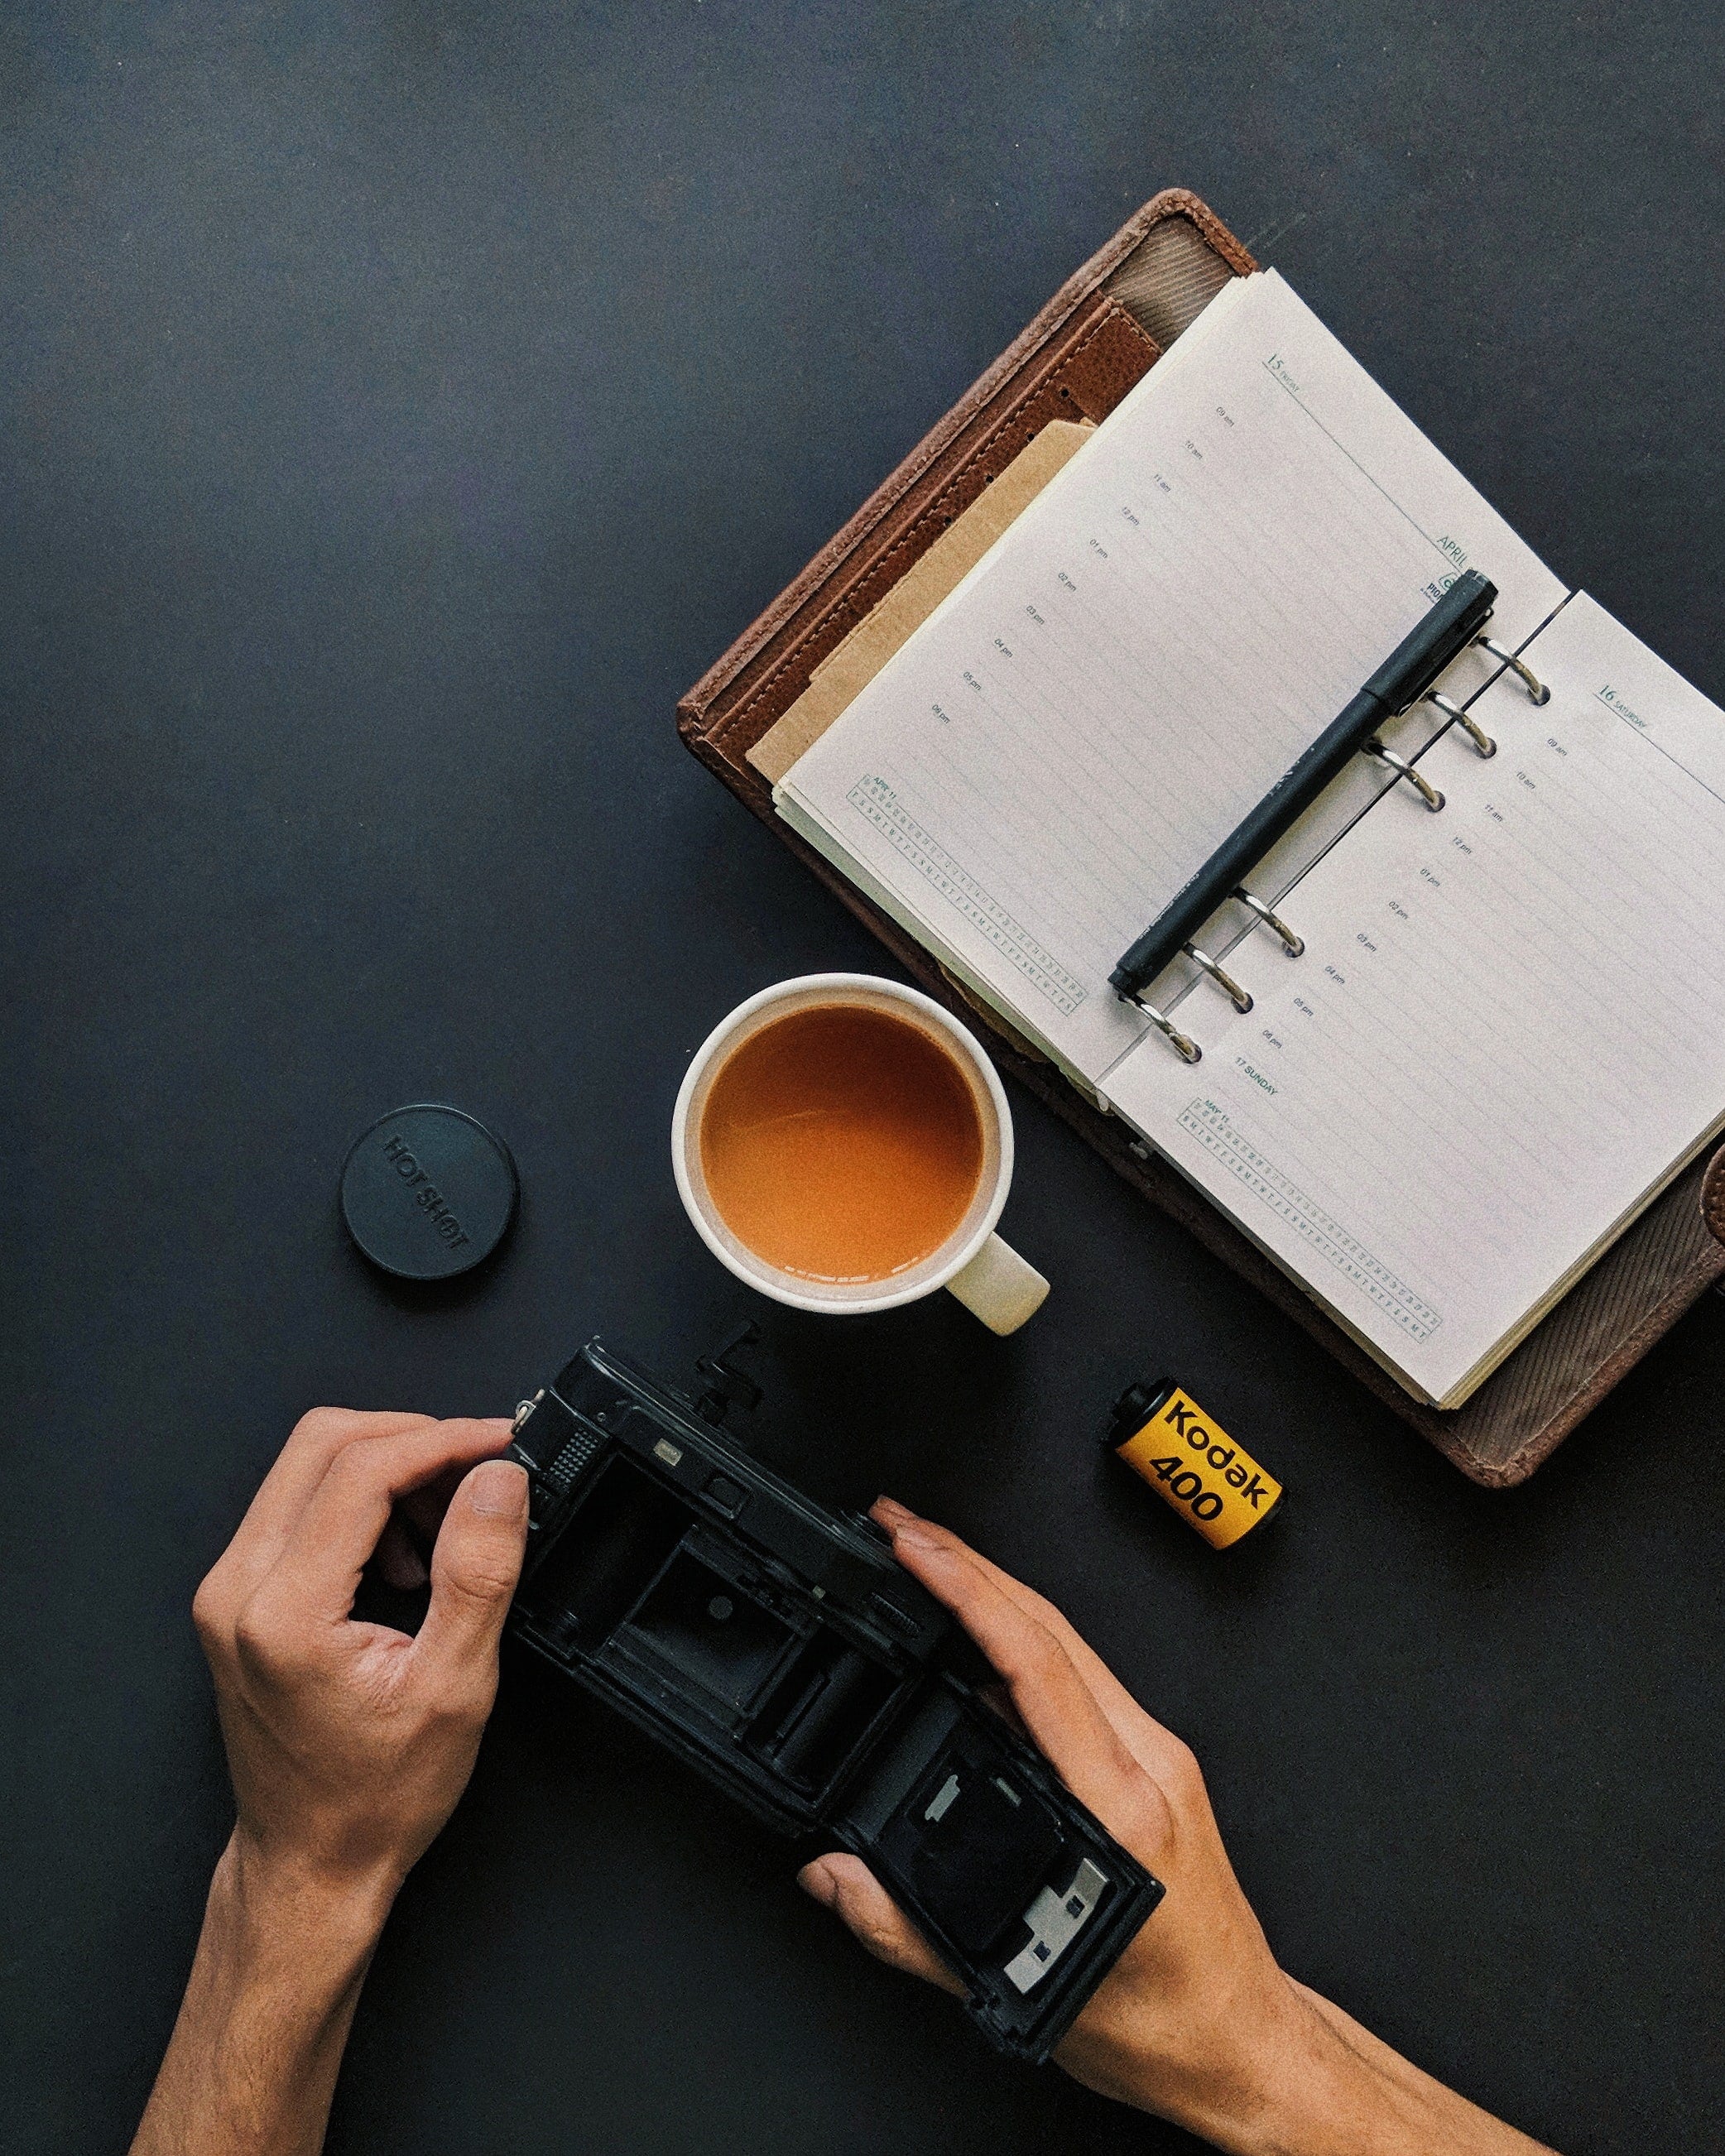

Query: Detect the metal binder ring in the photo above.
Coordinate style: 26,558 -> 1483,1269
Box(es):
1473,634 -> 1550,704
1425,689 -> 1496,757
1184,944 -> 1253,1012
1235,887 -> 1305,957
1129,995 -> 1202,1064
1367,740 -> 1445,811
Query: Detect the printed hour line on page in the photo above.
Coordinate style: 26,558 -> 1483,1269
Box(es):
1261,348 -> 1473,597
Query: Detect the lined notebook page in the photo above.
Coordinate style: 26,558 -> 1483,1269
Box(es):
781,270 -> 1567,1082
1108,595 -> 1725,1405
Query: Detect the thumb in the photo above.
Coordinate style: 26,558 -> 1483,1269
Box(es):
798,1854 -> 965,1998
416,1458 -> 529,1684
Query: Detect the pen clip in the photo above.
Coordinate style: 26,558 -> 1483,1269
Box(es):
1369,571 -> 1499,716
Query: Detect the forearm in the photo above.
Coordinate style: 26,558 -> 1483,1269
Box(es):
1281,1983 -> 1553,2154
1172,1974 -> 1555,2156
131,1835 -> 391,2156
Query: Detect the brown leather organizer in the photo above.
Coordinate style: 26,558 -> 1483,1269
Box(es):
678,188 -> 1725,1486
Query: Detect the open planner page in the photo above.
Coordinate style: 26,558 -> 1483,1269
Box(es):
1108,594 -> 1725,1405
779,269 -> 1567,1082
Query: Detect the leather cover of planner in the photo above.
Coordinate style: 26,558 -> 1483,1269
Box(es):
677,188 -> 1725,1486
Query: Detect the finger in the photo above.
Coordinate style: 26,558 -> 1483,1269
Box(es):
867,1512 -> 1146,1824
373,1462 -> 480,1592
215,1410 -> 443,1597
272,1420 -> 521,1621
374,1513 -> 431,1592
977,1678 -> 1027,1736
798,1856 -> 963,1997
413,1459 -> 530,1688
871,1498 -> 1190,1782
396,1462 -> 476,1547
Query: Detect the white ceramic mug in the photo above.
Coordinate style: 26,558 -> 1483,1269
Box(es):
671,973 -> 1050,1334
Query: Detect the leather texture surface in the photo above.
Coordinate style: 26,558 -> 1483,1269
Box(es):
1704,1150 -> 1725,1246
12,26 -> 1725,2155
748,418 -> 1096,783
700,298 -> 1160,767
676,187 -> 1725,1486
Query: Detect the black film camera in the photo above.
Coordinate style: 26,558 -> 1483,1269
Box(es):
506,1334 -> 1162,2063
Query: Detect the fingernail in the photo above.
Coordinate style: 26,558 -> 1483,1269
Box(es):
469,1460 -> 528,1517
872,1495 -> 914,1523
797,1861 -> 837,1909
888,1520 -> 944,1553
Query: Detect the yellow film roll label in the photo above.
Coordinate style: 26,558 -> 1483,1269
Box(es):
1116,1388 -> 1281,1549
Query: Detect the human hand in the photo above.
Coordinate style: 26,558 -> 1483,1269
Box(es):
132,1412 -> 529,2156
796,1496 -> 1295,2139
191,1409 -> 530,1923
797,1501 -> 1553,2156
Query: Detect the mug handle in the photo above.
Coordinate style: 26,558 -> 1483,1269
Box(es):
944,1234 -> 1050,1335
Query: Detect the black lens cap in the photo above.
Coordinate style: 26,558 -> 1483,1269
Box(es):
339,1104 -> 518,1280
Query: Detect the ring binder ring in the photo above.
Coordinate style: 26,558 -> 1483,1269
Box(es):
1184,944 -> 1253,1012
1130,996 -> 1202,1064
1473,634 -> 1551,704
1367,740 -> 1445,810
1235,887 -> 1305,957
1108,576 -> 1494,1003
1425,689 -> 1496,757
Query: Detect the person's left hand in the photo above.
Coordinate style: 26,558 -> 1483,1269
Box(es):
191,1409 -> 530,1921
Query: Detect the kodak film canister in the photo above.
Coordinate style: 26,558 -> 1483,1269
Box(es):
1105,1379 -> 1282,1550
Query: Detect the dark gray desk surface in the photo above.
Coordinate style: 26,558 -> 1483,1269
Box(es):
4,7 -> 1723,2153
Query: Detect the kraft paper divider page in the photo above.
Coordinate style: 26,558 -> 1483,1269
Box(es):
768,266 -> 1725,1406
776,269 -> 1567,1088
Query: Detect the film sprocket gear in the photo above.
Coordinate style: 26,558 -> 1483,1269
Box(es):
507,1332 -> 1163,2062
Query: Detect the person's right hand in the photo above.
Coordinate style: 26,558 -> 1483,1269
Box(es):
191,1409 -> 529,1921
798,1501 -> 1554,2156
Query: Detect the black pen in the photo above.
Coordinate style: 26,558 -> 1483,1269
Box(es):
1109,569 -> 1497,1006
